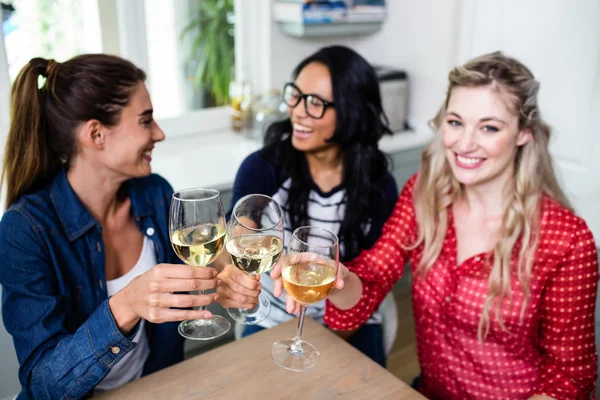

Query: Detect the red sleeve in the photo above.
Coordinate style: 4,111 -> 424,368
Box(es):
324,174 -> 418,330
534,218 -> 599,400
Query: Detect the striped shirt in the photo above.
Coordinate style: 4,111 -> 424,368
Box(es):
230,150 -> 398,328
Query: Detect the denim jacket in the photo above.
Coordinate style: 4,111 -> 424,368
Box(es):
0,170 -> 184,399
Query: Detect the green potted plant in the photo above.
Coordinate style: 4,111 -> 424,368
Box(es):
181,0 -> 235,107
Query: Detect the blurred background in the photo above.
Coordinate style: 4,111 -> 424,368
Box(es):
0,1 -> 598,398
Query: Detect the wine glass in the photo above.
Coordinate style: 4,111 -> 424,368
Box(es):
226,194 -> 284,325
169,188 -> 231,340
271,226 -> 339,371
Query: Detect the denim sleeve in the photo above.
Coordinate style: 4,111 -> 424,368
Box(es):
0,210 -> 138,399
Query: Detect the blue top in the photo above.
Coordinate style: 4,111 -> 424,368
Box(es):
0,170 -> 183,400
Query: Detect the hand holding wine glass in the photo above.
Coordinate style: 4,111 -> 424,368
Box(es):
271,226 -> 339,371
169,188 -> 231,340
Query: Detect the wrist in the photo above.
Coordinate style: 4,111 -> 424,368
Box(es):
108,289 -> 139,335
329,272 -> 362,310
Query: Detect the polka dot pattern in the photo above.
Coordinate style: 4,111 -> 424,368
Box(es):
324,174 -> 598,400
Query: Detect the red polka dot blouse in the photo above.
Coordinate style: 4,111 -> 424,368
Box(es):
324,174 -> 598,400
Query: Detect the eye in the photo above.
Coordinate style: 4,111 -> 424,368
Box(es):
482,125 -> 499,133
308,96 -> 324,107
141,119 -> 153,127
446,119 -> 462,127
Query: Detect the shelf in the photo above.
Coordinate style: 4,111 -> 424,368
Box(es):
276,20 -> 383,37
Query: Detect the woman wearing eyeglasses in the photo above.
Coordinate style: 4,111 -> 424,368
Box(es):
214,45 -> 398,366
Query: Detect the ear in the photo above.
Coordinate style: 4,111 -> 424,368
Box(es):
78,120 -> 106,149
516,128 -> 532,147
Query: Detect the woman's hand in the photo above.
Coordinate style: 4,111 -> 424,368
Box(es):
109,263 -> 218,334
270,253 -> 348,315
215,264 -> 261,309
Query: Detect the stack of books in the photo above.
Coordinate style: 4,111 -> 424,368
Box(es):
273,0 -> 387,25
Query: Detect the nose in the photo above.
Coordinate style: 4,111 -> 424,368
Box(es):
290,97 -> 308,119
455,126 -> 478,153
152,123 -> 166,143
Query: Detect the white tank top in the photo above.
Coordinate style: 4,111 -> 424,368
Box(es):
94,236 -> 155,394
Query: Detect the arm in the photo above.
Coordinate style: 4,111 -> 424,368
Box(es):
322,175 -> 418,330
0,210 -> 217,399
532,218 -> 598,400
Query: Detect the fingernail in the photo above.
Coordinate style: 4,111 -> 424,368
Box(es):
205,312 -> 213,318
214,294 -> 219,300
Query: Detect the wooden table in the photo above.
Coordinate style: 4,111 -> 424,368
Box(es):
98,318 -> 426,399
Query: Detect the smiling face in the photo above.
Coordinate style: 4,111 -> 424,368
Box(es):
288,62 -> 338,153
100,81 -> 165,179
442,85 -> 532,190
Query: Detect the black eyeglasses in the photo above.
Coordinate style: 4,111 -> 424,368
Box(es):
282,82 -> 335,119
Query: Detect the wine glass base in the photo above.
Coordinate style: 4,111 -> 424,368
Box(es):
270,339 -> 320,371
227,292 -> 271,325
178,315 -> 231,341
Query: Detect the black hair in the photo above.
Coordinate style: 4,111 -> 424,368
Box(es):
262,45 -> 392,261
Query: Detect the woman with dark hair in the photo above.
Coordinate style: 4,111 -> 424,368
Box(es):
215,45 -> 398,366
0,55 -> 219,399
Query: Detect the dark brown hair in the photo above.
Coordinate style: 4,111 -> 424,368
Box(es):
1,54 -> 146,209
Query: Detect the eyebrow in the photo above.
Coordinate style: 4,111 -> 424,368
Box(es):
138,109 -> 153,117
446,111 -> 507,125
292,83 -> 332,103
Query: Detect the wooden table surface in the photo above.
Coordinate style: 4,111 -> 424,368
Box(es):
98,318 -> 426,400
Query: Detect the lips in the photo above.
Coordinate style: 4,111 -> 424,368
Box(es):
293,123 -> 314,139
454,153 -> 485,169
142,147 -> 154,162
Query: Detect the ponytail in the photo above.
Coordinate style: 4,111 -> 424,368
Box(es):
1,58 -> 62,209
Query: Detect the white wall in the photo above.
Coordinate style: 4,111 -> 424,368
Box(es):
268,0 -> 461,129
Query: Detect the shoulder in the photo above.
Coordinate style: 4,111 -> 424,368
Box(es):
1,187 -> 55,236
239,150 -> 277,174
233,150 -> 281,194
539,194 -> 596,255
399,172 -> 419,199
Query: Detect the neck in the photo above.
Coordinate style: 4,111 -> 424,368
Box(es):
66,158 -> 127,224
304,145 -> 343,172
460,172 -> 513,217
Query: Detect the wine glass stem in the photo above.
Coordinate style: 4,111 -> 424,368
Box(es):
191,290 -> 211,327
289,305 -> 307,355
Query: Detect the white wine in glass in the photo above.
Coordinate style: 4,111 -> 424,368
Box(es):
226,194 -> 285,325
169,188 -> 231,340
271,226 -> 339,371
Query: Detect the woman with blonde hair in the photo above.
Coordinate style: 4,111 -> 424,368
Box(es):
273,51 -> 598,399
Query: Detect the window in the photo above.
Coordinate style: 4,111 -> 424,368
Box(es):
144,0 -> 235,119
0,0 -> 268,140
2,0 -> 102,82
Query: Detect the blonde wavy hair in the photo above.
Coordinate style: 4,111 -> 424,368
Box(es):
412,51 -> 571,340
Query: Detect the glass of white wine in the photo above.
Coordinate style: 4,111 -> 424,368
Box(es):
226,194 -> 284,325
169,188 -> 231,340
271,226 -> 339,371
